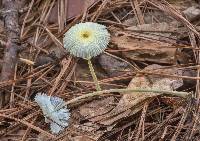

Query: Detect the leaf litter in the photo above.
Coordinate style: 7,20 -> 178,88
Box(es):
0,0 -> 200,140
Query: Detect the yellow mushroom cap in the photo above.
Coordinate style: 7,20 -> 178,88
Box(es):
63,22 -> 110,59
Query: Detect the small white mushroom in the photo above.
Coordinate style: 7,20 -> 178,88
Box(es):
35,93 -> 70,134
63,22 -> 110,91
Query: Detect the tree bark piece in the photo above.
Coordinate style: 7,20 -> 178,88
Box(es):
0,0 -> 20,106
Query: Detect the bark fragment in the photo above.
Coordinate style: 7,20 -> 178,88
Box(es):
0,0 -> 21,106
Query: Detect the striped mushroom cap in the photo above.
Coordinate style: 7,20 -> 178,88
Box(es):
63,22 -> 110,59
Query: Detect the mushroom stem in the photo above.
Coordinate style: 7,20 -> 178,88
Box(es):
66,88 -> 190,105
87,59 -> 101,91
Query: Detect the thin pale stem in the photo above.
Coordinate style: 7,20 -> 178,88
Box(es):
65,88 -> 190,105
87,59 -> 101,91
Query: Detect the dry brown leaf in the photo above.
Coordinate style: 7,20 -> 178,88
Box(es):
111,35 -> 176,64
79,97 -> 115,119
